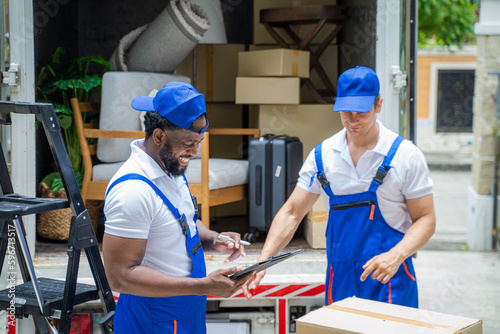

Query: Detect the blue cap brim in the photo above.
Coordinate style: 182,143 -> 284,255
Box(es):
131,96 -> 155,111
333,95 -> 376,113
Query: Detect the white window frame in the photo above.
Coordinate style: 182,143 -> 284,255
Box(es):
418,61 -> 476,155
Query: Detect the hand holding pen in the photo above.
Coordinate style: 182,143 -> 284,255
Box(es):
218,234 -> 251,246
215,233 -> 251,263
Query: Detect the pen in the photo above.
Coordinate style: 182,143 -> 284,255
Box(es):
218,234 -> 251,246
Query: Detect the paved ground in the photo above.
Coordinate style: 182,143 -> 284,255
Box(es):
415,250 -> 500,334
417,167 -> 500,334
424,169 -> 470,251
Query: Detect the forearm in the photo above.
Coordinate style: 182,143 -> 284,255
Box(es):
259,188 -> 319,261
390,213 -> 436,261
259,205 -> 303,261
197,219 -> 218,250
360,210 -> 436,283
107,265 -> 207,298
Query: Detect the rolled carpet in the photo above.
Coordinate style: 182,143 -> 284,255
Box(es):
109,0 -> 210,73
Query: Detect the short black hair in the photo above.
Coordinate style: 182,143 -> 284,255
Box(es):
143,111 -> 182,139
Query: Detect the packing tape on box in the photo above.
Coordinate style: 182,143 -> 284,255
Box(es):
326,305 -> 463,333
291,61 -> 299,76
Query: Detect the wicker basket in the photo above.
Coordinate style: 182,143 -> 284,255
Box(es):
37,182 -> 101,241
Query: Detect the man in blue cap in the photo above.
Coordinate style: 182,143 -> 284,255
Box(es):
243,66 -> 436,308
103,82 -> 254,333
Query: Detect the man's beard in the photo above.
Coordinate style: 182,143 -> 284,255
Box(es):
159,141 -> 188,177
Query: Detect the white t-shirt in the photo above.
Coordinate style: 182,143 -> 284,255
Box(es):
297,120 -> 433,233
104,139 -> 198,277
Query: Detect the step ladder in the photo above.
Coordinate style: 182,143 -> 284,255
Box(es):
0,101 -> 115,333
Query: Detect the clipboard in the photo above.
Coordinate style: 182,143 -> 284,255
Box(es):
229,249 -> 304,279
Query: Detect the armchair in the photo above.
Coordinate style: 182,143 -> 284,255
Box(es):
72,97 -> 260,229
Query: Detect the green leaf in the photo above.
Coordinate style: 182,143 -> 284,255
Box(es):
77,55 -> 112,73
37,47 -> 65,84
51,171 -> 83,193
54,76 -> 101,94
51,176 -> 64,193
41,172 -> 61,189
54,103 -> 72,115
67,144 -> 82,173
72,76 -> 102,92
57,114 -> 73,130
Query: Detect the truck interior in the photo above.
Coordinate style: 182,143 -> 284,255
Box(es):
31,0 -> 379,253
0,0 -> 419,332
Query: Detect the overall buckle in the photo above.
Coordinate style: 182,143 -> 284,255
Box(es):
192,195 -> 198,215
373,166 -> 389,185
317,172 -> 330,189
178,214 -> 189,235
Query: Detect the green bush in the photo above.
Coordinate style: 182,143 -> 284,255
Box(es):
418,0 -> 478,48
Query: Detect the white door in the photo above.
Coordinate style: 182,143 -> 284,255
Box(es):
376,0 -> 417,141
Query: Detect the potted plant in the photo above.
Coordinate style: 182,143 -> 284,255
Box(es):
37,47 -> 110,240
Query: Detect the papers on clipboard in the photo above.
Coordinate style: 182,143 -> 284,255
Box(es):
229,249 -> 304,279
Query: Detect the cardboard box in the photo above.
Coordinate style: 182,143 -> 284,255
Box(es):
175,44 -> 245,102
256,104 -> 342,157
297,297 -> 482,334
235,77 -> 301,105
254,0 -> 339,45
249,44 -> 339,103
305,212 -> 327,248
238,49 -> 310,78
304,197 -> 327,248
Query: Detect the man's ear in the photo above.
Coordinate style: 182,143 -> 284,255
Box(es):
152,128 -> 166,146
375,98 -> 384,114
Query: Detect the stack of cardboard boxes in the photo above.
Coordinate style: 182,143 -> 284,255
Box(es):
235,47 -> 343,249
234,0 -> 344,249
175,0 -> 343,242
235,48 -> 309,105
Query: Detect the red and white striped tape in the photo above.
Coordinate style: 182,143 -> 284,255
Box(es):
209,283 -> 325,299
112,284 -> 325,301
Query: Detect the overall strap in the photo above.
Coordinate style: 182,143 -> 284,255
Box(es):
182,174 -> 199,222
310,142 -> 334,197
369,135 -> 405,192
106,173 -> 190,235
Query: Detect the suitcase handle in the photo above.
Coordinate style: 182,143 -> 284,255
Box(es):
255,165 -> 262,206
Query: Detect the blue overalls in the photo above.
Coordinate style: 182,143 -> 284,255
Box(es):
106,173 -> 207,333
312,136 -> 418,308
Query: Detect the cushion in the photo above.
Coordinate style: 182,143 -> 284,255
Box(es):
92,162 -> 125,181
185,158 -> 248,190
97,72 -> 190,163
93,158 -> 249,191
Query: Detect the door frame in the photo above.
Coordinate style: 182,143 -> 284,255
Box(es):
376,0 -> 417,140
8,0 -> 37,254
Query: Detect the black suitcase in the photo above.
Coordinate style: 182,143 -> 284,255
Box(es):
247,134 -> 303,242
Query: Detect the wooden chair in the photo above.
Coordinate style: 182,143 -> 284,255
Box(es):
71,98 -> 260,229
71,98 -> 144,203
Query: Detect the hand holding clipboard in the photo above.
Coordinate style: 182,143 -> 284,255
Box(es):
229,249 -> 304,279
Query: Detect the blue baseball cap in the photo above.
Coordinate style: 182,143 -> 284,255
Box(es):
333,66 -> 380,113
131,81 -> 208,133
